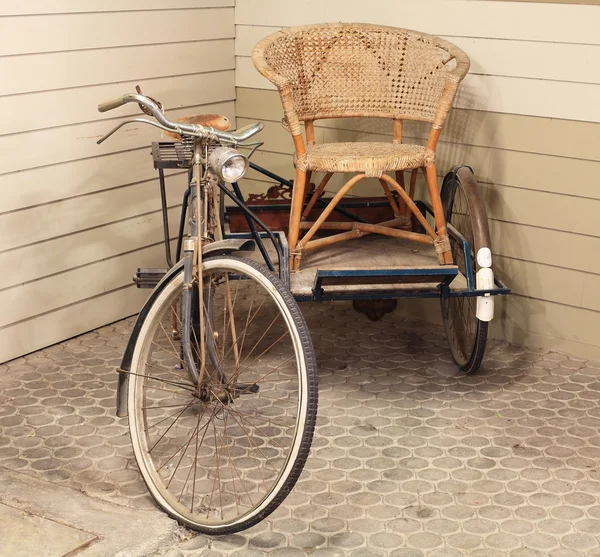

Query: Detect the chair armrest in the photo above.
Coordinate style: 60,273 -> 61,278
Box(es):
431,51 -> 470,133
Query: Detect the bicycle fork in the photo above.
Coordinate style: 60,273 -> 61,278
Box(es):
181,143 -> 206,387
179,142 -> 254,399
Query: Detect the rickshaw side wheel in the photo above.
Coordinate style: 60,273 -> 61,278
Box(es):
440,166 -> 490,375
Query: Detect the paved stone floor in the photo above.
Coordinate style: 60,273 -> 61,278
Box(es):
2,302 -> 600,556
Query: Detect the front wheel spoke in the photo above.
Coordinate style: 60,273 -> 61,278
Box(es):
248,354 -> 295,386
149,398 -> 196,453
232,406 -> 297,431
225,404 -> 289,470
156,404 -> 212,472
207,418 -> 224,518
167,413 -> 203,490
221,408 -> 272,491
235,285 -> 259,369
227,405 -> 291,453
216,294 -> 269,373
142,403 -> 192,410
191,407 -> 211,513
146,402 -> 197,433
143,353 -> 192,383
182,411 -> 202,503
222,413 -> 254,513
235,314 -> 283,377
125,368 -> 195,393
158,321 -> 183,361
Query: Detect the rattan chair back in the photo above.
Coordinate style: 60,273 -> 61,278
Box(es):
252,23 -> 470,133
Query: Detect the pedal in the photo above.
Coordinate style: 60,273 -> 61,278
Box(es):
235,383 -> 260,395
134,268 -> 167,289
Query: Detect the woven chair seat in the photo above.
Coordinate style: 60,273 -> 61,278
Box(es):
295,142 -> 435,178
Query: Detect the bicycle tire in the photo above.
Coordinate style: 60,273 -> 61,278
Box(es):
440,167 -> 490,375
128,255 -> 318,534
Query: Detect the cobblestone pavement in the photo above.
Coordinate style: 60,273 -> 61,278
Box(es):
2,302 -> 600,556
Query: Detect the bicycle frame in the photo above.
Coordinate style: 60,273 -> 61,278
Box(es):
180,139 -> 211,387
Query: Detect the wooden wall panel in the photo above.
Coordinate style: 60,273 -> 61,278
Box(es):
0,3 -> 235,362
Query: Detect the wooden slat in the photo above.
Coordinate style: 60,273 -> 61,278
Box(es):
0,243 -> 171,329
0,174 -> 187,252
236,25 -> 600,84
450,37 -> 600,84
237,0 -> 600,45
458,73 -> 600,124
0,39 -> 234,97
1,69 -> 234,137
487,0 -> 600,5
236,0 -> 326,26
237,87 -> 600,162
583,274 -> 600,312
236,57 -> 600,123
0,1 -> 233,16
0,149 -> 175,214
490,220 -> 600,276
493,255 -> 585,308
235,25 -> 282,56
495,295 -> 600,351
480,184 -> 600,237
0,207 -> 181,291
0,8 -> 234,56
0,285 -> 147,363
236,56 -> 274,91
0,101 -> 234,174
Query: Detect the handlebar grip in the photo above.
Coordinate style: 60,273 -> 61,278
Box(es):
98,96 -> 127,113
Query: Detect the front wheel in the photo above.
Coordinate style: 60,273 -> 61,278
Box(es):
128,256 -> 318,534
440,167 -> 490,375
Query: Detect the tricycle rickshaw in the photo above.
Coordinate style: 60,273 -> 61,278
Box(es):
96,23 -> 509,535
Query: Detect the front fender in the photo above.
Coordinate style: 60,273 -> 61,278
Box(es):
115,238 -> 254,417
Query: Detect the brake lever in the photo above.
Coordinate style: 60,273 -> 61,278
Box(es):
135,85 -> 164,116
96,118 -> 179,145
238,141 -> 264,159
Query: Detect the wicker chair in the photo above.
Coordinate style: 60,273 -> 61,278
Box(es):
252,23 -> 470,271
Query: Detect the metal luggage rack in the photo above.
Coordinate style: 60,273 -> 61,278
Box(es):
151,139 -> 195,169
137,141 -> 288,288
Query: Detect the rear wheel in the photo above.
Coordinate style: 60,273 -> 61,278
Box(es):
128,256 -> 318,534
440,167 -> 490,375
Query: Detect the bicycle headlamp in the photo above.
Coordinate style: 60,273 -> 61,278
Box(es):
209,147 -> 249,183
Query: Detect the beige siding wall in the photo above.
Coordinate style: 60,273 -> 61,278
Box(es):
235,0 -> 600,360
0,1 -> 235,362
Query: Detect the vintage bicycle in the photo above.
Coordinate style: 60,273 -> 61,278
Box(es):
97,21 -> 509,536
96,94 -> 318,534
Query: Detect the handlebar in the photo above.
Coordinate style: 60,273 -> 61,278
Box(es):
98,95 -> 127,113
96,92 -> 263,145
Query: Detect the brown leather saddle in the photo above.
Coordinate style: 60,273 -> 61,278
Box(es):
163,113 -> 231,141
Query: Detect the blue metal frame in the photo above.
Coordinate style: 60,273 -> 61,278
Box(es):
313,268 -> 457,301
223,229 -> 290,289
223,169 -> 510,304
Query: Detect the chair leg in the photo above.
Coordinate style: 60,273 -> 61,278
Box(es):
424,164 -> 453,265
394,170 -> 413,231
289,167 -> 308,271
